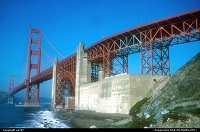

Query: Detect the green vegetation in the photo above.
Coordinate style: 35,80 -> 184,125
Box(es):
187,108 -> 200,117
163,113 -> 187,123
162,106 -> 200,123
124,97 -> 157,128
125,116 -> 156,128
129,97 -> 150,116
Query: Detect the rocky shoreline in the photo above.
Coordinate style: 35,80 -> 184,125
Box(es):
54,109 -> 132,128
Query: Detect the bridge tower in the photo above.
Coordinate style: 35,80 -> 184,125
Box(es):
25,28 -> 41,106
8,75 -> 14,104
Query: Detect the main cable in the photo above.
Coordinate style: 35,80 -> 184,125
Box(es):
41,46 -> 53,62
41,30 -> 65,59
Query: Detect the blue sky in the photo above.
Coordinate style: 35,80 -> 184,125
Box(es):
0,0 -> 200,98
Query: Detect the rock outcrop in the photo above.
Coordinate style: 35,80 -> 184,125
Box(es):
126,52 -> 200,128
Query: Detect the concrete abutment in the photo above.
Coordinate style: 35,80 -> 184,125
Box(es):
77,74 -> 168,114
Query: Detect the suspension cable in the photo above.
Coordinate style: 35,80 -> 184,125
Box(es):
32,32 -> 53,71
41,46 -> 53,62
41,30 -> 65,59
17,36 -> 28,85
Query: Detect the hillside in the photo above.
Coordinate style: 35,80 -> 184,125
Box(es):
0,91 -> 8,104
126,52 -> 200,128
14,96 -> 51,104
0,91 -> 51,105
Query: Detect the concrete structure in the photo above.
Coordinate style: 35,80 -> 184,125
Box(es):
49,41 -> 169,113
75,42 -> 91,109
51,58 -> 64,109
8,96 -> 13,104
65,96 -> 75,109
77,74 -> 168,114
51,58 -> 58,108
74,41 -> 169,114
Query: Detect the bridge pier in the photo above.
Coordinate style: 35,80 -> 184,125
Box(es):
51,58 -> 58,108
98,63 -> 104,81
75,42 -> 91,110
8,96 -> 13,104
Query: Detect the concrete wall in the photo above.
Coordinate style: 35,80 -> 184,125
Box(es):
78,74 -> 168,114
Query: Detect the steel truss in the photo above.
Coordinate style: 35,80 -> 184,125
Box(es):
103,52 -> 112,77
117,34 -> 141,55
88,29 -> 200,78
56,75 -> 71,106
28,84 -> 39,104
139,18 -> 200,75
170,32 -> 200,45
140,41 -> 170,75
112,55 -> 128,75
112,34 -> 141,75
91,62 -> 99,82
55,55 -> 76,106
140,32 -> 200,76
56,71 -> 75,106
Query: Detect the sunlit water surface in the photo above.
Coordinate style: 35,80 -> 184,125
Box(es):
0,104 -> 70,128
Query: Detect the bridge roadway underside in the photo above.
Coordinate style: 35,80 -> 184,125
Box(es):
77,73 -> 169,114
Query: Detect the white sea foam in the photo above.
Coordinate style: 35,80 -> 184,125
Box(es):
15,110 -> 70,128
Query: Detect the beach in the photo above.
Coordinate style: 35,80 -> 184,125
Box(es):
54,109 -> 132,128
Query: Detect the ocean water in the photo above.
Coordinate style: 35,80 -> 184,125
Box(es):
0,103 -> 71,128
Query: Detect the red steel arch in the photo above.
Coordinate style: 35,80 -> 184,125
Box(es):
56,70 -> 75,106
